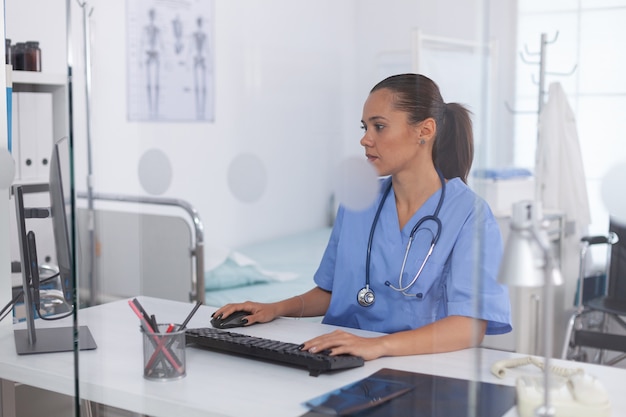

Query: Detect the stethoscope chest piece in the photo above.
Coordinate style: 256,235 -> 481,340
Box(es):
357,285 -> 375,307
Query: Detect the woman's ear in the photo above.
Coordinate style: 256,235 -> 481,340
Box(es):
418,118 -> 436,141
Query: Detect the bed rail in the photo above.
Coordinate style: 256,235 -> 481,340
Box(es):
76,192 -> 205,304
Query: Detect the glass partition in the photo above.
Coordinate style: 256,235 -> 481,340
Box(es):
3,1 -> 529,416
2,0 -> 85,415
513,0 -> 626,370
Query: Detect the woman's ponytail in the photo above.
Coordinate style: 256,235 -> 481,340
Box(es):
434,102 -> 474,183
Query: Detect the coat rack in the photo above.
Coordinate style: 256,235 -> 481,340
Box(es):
506,31 -> 577,116
506,31 -> 577,202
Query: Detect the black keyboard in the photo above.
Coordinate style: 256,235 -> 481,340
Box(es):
185,327 -> 364,376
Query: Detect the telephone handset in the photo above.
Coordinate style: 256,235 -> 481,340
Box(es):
491,356 -> 611,417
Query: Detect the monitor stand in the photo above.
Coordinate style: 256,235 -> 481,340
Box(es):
14,326 -> 97,355
12,184 -> 98,355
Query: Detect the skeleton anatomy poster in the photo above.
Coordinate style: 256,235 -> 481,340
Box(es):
127,0 -> 214,122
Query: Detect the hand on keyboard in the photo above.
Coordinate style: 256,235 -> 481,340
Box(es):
300,329 -> 384,361
186,328 -> 364,376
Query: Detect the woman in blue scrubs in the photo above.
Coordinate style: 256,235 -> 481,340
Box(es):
213,73 -> 512,360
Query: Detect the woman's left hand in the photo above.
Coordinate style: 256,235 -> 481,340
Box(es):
300,330 -> 385,361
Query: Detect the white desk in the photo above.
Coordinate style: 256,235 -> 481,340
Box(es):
1,297 -> 626,417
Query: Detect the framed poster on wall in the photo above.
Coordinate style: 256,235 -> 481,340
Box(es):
126,0 -> 215,122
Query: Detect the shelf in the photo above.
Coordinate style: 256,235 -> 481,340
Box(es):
11,70 -> 66,87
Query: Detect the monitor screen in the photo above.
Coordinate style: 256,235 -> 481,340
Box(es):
49,136 -> 74,305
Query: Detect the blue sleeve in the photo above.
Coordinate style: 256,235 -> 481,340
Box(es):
445,200 -> 512,335
313,207 -> 344,292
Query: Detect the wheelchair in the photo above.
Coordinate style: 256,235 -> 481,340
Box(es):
561,219 -> 626,365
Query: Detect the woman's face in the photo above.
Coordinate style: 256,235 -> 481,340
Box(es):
360,88 -> 421,177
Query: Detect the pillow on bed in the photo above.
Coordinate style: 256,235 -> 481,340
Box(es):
205,250 -> 298,291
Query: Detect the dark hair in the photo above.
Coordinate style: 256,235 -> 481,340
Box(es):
370,73 -> 474,183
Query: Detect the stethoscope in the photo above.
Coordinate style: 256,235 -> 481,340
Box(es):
357,169 -> 446,307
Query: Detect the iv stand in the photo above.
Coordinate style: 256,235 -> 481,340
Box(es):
76,0 -> 98,306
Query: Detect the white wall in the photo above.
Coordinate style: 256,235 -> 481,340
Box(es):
67,0 -> 356,249
5,0 -> 67,74
347,0 -> 518,167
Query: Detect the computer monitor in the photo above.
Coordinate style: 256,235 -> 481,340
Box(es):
13,136 -> 97,355
49,135 -> 75,305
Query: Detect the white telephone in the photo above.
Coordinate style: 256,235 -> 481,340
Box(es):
491,356 -> 611,417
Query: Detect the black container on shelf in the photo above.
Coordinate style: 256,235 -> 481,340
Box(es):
12,42 -> 26,70
5,39 -> 11,66
24,41 -> 41,72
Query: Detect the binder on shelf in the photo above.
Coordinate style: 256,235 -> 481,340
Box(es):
14,91 -> 53,182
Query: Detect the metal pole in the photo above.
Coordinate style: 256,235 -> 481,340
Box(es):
78,1 -> 97,307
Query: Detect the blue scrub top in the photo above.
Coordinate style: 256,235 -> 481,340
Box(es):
314,176 -> 512,335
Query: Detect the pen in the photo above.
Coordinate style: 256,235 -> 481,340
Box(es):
128,300 -> 156,335
180,301 -> 203,330
132,298 -> 158,333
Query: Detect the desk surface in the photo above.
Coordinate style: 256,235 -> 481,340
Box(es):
1,297 -> 626,417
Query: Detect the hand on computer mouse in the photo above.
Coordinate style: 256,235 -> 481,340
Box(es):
212,301 -> 282,327
211,310 -> 251,329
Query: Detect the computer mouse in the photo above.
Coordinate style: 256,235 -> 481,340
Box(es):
211,310 -> 250,329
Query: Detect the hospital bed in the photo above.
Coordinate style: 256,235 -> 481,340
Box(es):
75,192 -> 204,305
75,193 -> 330,309
202,226 -> 330,307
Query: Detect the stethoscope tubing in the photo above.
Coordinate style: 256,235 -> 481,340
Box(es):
360,169 -> 446,306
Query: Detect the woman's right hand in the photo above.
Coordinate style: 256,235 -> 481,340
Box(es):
211,301 -> 280,326
212,288 -> 330,326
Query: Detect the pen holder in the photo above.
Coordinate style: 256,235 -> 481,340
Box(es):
141,324 -> 186,381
